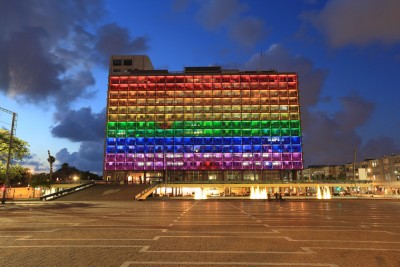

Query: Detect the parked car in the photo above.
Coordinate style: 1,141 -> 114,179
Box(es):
340,191 -> 351,196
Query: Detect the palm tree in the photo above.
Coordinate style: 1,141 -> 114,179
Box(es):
47,150 -> 55,181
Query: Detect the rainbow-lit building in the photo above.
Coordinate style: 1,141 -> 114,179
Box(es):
104,55 -> 303,186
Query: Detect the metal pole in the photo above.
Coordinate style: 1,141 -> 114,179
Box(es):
353,149 -> 357,196
2,112 -> 16,204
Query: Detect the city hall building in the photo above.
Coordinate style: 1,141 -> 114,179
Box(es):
104,55 -> 303,193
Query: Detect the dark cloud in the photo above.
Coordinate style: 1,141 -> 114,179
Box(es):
196,0 -> 247,29
5,27 -> 65,103
51,108 -> 106,142
334,94 -> 374,131
0,0 -> 103,42
244,44 -> 382,166
56,141 -> 104,173
245,44 -> 328,107
301,111 -> 361,165
229,17 -> 266,47
54,25 -> 96,69
54,71 -> 96,110
302,95 -> 375,165
193,0 -> 265,47
360,137 -> 400,160
305,0 -> 400,47
0,0 -> 149,110
0,1 -> 150,174
95,23 -> 149,66
172,0 -> 190,12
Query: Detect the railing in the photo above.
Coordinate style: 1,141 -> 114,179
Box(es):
134,183 -> 160,200
163,179 -> 373,185
40,182 -> 95,201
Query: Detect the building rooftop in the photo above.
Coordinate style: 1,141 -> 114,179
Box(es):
109,55 -> 294,76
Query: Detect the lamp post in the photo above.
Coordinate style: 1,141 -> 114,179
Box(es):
353,149 -> 357,196
28,169 -> 33,187
1,109 -> 17,205
28,169 -> 33,198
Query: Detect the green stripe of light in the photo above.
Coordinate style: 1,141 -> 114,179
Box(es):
106,120 -> 301,138
107,120 -> 300,130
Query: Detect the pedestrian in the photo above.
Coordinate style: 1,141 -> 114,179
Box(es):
275,192 -> 279,202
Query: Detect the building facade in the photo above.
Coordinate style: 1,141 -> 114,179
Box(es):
104,56 -> 303,184
301,165 -> 346,180
301,155 -> 400,187
343,154 -> 400,183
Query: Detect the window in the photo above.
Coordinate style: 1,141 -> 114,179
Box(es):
123,59 -> 132,66
113,59 -> 122,66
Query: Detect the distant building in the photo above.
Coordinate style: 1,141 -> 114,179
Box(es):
301,165 -> 345,180
104,55 -> 303,184
302,154 -> 400,183
345,154 -> 400,182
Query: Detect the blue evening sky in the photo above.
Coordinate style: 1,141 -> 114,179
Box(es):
0,0 -> 399,173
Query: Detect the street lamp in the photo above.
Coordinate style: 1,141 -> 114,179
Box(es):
27,169 -> 33,198
73,175 -> 79,183
28,169 -> 33,187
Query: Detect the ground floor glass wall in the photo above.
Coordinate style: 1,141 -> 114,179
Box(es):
104,170 -> 297,184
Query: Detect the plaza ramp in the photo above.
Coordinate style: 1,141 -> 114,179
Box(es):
54,184 -> 151,201
134,183 -> 160,200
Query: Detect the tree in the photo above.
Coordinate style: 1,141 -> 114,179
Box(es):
0,129 -> 30,184
53,163 -> 101,182
54,163 -> 78,182
326,175 -> 335,180
0,129 -> 30,162
47,150 -> 55,181
31,173 -> 52,189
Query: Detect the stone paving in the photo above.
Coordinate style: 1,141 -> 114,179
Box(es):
0,199 -> 399,267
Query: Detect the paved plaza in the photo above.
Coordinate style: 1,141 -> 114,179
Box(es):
0,199 -> 399,267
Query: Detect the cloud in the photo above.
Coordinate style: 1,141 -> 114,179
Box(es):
301,111 -> 361,165
54,71 -> 96,110
20,154 -> 50,173
243,44 -> 381,166
302,95 -> 375,165
0,0 -> 149,111
245,44 -> 328,107
193,0 -> 265,47
334,93 -> 374,131
172,0 -> 190,12
306,0 -> 400,47
55,141 -> 104,173
229,17 -> 266,47
360,137 -> 400,160
0,1 -> 150,174
196,0 -> 247,29
51,108 -> 106,142
95,23 -> 150,66
5,27 -> 65,102
0,0 -> 103,43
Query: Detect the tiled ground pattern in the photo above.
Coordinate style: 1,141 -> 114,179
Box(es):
0,200 -> 399,267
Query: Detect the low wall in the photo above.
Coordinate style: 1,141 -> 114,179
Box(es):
4,184 -> 81,199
